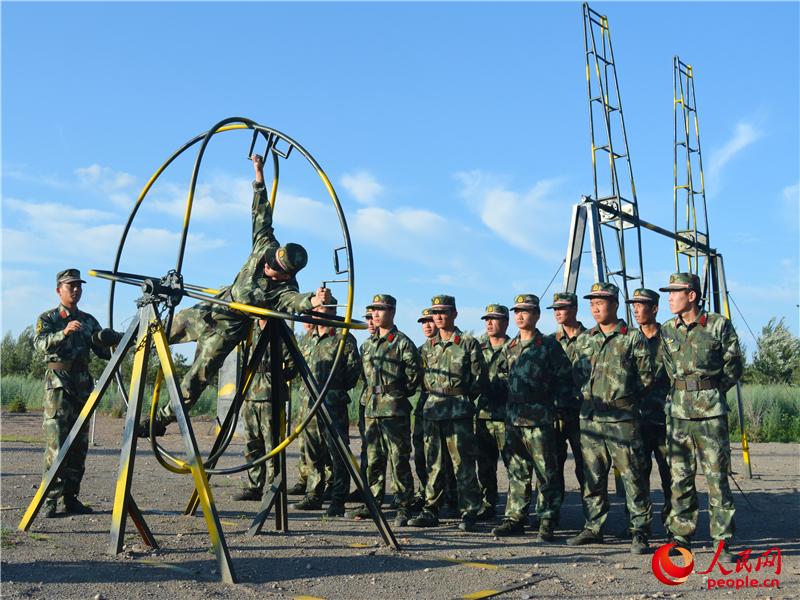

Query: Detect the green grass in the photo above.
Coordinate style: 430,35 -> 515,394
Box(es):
4,375 -> 798,442
728,384 -> 800,443
1,374 -> 218,417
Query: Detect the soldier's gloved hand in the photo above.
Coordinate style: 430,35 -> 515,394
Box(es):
136,417 -> 167,438
93,328 -> 124,347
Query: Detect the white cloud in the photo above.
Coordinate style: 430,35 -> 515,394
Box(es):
707,122 -> 763,194
455,169 -> 568,262
340,170 -> 384,205
147,173 -> 252,220
75,164 -> 138,207
4,197 -> 115,222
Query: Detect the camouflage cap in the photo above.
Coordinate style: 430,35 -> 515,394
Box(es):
546,292 -> 578,309
626,288 -> 660,304
269,243 -> 308,275
363,309 -> 373,320
512,294 -> 540,311
367,293 -> 397,310
659,272 -> 701,292
584,282 -> 619,300
56,268 -> 86,285
430,294 -> 456,311
481,303 -> 509,320
417,307 -> 434,323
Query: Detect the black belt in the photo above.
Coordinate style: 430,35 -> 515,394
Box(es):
674,377 -> 719,392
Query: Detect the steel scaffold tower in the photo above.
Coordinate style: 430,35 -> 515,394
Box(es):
579,3 -> 645,311
674,55 -> 712,298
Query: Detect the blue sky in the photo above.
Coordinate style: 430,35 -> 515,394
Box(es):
2,2 -> 798,354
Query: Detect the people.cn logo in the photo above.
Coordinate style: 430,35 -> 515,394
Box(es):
651,543 -> 694,585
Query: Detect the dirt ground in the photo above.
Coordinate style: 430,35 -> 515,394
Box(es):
1,411 -> 798,600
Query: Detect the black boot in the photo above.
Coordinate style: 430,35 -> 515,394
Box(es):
63,496 -> 93,515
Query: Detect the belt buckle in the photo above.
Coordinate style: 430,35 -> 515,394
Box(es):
686,380 -> 698,392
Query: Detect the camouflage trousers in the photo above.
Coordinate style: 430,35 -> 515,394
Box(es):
365,416 -> 414,507
579,418 -> 652,534
553,408 -> 585,506
412,412 -> 427,487
641,419 -> 672,526
161,306 -> 251,421
475,419 -> 507,509
666,416 -> 735,543
422,418 -> 482,517
504,424 -> 561,523
241,400 -> 275,492
304,402 -> 350,504
42,387 -> 88,498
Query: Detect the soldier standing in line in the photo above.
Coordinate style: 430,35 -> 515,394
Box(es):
624,288 -> 672,531
288,321 -> 315,496
233,320 -> 297,501
567,282 -> 654,554
348,309 -> 378,502
546,292 -> 587,513
492,294 -> 572,540
408,295 -> 486,532
413,307 -> 457,510
348,294 -> 421,527
659,273 -> 743,559
475,304 -> 511,521
139,154 -> 330,437
35,269 -> 121,517
293,296 -> 361,517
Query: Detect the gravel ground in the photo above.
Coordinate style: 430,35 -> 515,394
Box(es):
1,412 -> 798,599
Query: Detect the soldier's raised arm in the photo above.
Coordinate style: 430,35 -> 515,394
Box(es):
250,154 -> 278,252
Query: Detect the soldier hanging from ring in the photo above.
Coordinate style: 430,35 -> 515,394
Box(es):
137,154 -> 330,438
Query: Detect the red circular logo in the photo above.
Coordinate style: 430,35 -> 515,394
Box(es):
651,543 -> 694,585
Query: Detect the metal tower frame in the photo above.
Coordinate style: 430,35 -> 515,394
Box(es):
579,2 -> 645,318
674,55 -> 712,298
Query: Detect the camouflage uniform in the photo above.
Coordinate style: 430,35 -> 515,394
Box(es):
659,274 -> 744,544
548,292 -> 588,508
241,333 -> 297,494
357,327 -> 379,483
301,327 -> 361,505
418,297 -> 485,519
158,180 -> 314,424
362,306 -> 421,509
503,296 -> 573,526
573,284 -> 654,535
417,338 -> 458,506
476,322 -> 510,511
34,271 -> 111,501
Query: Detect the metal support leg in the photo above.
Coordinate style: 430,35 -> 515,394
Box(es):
109,309 -> 153,554
151,320 -> 237,583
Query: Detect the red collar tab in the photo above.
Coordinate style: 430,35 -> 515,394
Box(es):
534,334 -> 543,346
387,333 -> 395,343
480,341 -> 488,350
620,324 -> 628,335
699,313 -> 708,327
453,334 -> 461,345
328,328 -> 335,337
59,309 -> 68,319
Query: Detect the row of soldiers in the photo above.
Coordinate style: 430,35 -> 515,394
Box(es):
236,272 -> 743,558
